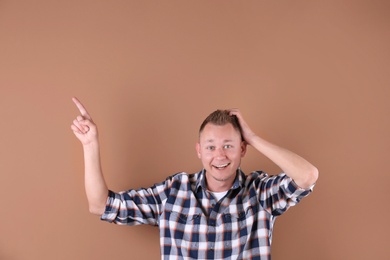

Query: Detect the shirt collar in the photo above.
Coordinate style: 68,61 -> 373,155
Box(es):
196,168 -> 245,192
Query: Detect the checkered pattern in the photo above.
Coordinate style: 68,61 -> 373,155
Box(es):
101,169 -> 314,259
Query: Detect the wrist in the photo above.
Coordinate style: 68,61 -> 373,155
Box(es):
82,140 -> 100,151
245,132 -> 258,145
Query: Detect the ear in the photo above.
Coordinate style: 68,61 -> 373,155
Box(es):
240,141 -> 247,157
195,142 -> 201,159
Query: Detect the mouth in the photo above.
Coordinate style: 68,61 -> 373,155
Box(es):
212,163 -> 230,170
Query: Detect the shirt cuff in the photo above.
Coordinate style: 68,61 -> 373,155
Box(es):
100,190 -> 120,223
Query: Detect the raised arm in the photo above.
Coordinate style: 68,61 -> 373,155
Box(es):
71,97 -> 108,215
229,109 -> 318,189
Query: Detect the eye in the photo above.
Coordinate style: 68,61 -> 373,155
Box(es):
206,146 -> 215,150
223,145 -> 232,149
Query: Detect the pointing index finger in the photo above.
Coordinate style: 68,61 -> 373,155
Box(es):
72,97 -> 92,119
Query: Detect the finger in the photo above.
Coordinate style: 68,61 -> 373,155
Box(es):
229,110 -> 242,121
73,119 -> 90,133
228,108 -> 240,115
72,119 -> 85,133
72,97 -> 92,119
71,124 -> 83,134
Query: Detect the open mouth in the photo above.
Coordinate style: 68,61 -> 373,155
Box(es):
213,163 -> 230,170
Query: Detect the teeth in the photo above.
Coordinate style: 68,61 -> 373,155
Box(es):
214,163 -> 229,169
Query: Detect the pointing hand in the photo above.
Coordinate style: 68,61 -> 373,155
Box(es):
71,97 -> 99,145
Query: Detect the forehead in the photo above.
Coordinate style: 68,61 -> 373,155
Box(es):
199,123 -> 241,142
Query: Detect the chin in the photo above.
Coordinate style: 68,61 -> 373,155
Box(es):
211,171 -> 235,182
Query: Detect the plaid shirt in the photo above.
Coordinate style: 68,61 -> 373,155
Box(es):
101,169 -> 314,259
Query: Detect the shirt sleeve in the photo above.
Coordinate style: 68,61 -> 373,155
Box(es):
257,172 -> 315,216
101,178 -> 171,226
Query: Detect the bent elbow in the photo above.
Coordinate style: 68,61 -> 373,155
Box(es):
89,204 -> 105,216
296,166 -> 319,189
312,166 -> 319,182
306,166 -> 319,188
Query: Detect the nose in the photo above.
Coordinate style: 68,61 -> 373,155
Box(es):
215,147 -> 227,158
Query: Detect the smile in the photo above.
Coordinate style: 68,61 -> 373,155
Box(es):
213,163 -> 230,170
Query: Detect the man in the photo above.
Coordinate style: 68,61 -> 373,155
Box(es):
71,97 -> 318,259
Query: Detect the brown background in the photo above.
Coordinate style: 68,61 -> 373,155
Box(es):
0,0 -> 389,259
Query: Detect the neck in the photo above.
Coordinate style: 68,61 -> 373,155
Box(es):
204,174 -> 235,192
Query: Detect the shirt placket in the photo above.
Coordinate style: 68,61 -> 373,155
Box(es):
206,190 -> 230,259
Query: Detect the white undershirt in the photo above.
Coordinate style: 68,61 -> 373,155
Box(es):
210,190 -> 228,201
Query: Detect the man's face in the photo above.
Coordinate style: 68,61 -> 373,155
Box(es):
196,123 -> 246,192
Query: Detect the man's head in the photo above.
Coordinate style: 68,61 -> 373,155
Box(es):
199,110 -> 243,141
196,110 -> 247,192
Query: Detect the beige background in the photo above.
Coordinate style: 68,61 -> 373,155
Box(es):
0,0 -> 389,259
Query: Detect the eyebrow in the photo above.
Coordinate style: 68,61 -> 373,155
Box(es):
204,139 -> 233,143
